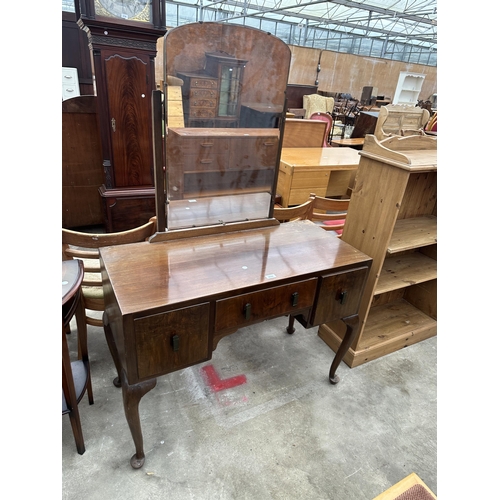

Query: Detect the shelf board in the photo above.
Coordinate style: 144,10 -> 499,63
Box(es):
358,298 -> 436,351
375,253 -> 437,295
318,298 -> 436,367
387,216 -> 436,254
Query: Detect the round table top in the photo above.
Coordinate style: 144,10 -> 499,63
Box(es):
62,260 -> 84,306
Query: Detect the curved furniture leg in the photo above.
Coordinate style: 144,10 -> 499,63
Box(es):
121,371 -> 157,469
103,312 -> 122,388
329,314 -> 359,385
286,315 -> 295,334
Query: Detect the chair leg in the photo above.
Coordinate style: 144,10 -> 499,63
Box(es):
62,322 -> 86,455
75,295 -> 94,405
68,407 -> 86,455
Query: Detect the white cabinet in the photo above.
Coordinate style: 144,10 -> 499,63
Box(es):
393,72 -> 425,106
62,67 -> 80,101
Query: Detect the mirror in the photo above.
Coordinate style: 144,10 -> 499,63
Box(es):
156,22 -> 291,232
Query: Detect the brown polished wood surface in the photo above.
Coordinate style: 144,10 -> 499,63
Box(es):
100,220 -> 372,468
280,147 -> 360,168
278,147 -> 360,206
101,220 -> 369,316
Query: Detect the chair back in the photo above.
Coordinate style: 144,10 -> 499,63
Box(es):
282,119 -> 327,148
309,112 -> 333,147
308,193 -> 350,236
273,198 -> 313,222
62,217 -> 157,328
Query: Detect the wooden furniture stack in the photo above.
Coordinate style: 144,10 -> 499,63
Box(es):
318,134 -> 437,367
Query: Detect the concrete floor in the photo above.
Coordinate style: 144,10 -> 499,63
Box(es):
62,316 -> 437,500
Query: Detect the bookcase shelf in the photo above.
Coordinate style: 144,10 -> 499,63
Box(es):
318,134 -> 437,367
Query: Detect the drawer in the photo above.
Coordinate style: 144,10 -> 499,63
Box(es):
168,136 -> 230,156
62,84 -> 80,100
190,78 -> 218,89
170,153 -> 228,173
190,97 -> 217,109
215,279 -> 317,332
189,107 -> 216,119
62,67 -> 78,83
191,88 -> 218,99
228,136 -> 279,169
310,267 -> 369,326
134,303 -> 210,379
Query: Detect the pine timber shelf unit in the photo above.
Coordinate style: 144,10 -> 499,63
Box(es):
318,133 -> 437,367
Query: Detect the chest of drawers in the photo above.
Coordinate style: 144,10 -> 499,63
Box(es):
167,128 -> 280,200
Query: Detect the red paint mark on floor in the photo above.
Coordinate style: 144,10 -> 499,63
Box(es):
201,364 -> 247,392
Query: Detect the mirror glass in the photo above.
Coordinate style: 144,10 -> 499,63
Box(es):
162,23 -> 291,231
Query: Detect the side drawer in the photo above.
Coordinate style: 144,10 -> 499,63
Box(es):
168,136 -> 230,156
310,267 -> 369,326
215,279 -> 317,332
191,88 -> 218,99
190,77 -> 218,89
134,303 -> 210,379
228,136 -> 279,169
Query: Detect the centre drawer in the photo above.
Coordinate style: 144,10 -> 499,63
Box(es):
215,278 -> 317,332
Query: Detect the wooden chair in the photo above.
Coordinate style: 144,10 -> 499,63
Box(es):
309,112 -> 333,147
308,193 -> 350,236
62,217 -> 157,332
273,198 -> 313,222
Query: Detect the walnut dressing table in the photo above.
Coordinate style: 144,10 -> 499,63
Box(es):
99,22 -> 372,469
101,219 -> 371,468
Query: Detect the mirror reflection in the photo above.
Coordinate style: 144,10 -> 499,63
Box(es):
160,23 -> 291,231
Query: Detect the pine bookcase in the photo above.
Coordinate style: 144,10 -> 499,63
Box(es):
318,134 -> 437,367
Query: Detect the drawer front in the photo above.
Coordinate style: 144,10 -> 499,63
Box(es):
191,88 -> 218,99
310,267 -> 369,326
134,303 -> 210,379
62,84 -> 80,100
170,154 -> 228,173
190,107 -> 216,119
229,136 -> 279,169
62,67 -> 78,83
191,78 -> 218,89
190,98 -> 217,109
168,136 -> 230,156
215,279 -> 317,332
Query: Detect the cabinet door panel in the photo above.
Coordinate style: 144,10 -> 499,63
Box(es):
311,267 -> 369,326
134,303 -> 210,379
105,55 -> 153,188
215,279 -> 317,332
